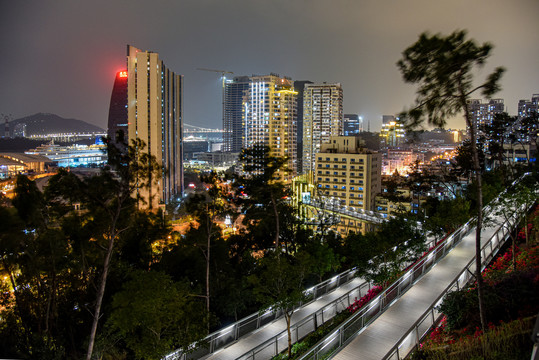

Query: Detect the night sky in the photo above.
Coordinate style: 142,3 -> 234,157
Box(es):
1,0 -> 538,131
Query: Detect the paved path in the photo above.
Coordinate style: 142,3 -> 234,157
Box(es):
202,277 -> 365,360
332,216 -> 502,359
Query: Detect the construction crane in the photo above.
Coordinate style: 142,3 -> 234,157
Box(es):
196,68 -> 234,77
196,68 -> 234,128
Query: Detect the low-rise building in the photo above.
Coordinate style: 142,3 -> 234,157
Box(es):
0,153 -> 53,179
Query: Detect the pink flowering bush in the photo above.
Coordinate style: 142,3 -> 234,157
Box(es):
346,285 -> 383,314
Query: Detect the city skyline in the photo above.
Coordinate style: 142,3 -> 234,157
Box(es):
1,0 -> 538,132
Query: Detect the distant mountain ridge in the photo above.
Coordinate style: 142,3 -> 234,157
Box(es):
2,113 -> 105,137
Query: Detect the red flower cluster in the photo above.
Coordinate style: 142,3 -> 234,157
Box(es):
427,316 -> 451,345
483,243 -> 539,285
346,285 -> 383,314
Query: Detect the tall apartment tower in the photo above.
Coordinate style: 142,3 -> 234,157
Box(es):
244,74 -> 298,181
294,80 -> 314,174
302,83 -> 343,175
223,76 -> 250,153
107,70 -> 128,146
467,98 -> 505,132
380,115 -> 405,148
126,45 -> 183,209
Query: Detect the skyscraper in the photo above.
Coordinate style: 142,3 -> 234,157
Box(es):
223,76 -> 250,153
244,74 -> 297,181
125,45 -> 183,209
107,70 -> 128,145
294,80 -> 314,174
302,83 -> 343,174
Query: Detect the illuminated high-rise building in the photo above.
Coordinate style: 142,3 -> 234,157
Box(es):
293,80 -> 314,174
467,98 -> 505,132
125,45 -> 183,209
223,76 -> 250,153
107,70 -> 128,145
343,114 -> 362,135
380,115 -> 405,148
244,74 -> 297,181
302,83 -> 343,174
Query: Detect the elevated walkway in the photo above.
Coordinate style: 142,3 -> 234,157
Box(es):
169,175 -> 533,360
308,177 -> 534,360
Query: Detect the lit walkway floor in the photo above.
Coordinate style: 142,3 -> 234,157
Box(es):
202,277 -> 365,360
332,219 -> 503,360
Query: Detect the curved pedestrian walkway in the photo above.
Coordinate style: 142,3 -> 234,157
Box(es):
202,276 -> 365,360
331,207 -> 519,360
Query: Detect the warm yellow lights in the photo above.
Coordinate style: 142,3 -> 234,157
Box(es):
277,89 -> 298,95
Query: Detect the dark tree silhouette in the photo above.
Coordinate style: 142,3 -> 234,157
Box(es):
397,30 -> 505,330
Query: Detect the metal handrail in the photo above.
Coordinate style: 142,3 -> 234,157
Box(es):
164,266 -> 359,360
235,278 -> 373,360
382,203 -> 526,360
382,173 -> 536,359
168,173 -> 532,360
234,233 -> 447,360
167,206 -> 432,359
302,173 -> 533,360
296,218 -> 474,360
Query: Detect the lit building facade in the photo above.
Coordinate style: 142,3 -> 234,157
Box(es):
125,45 -> 183,209
107,70 -> 129,146
223,76 -> 250,153
380,115 -> 405,148
244,74 -> 298,181
467,98 -> 505,132
314,136 -> 381,234
315,136 -> 381,210
294,80 -> 314,174
343,114 -> 362,136
302,83 -> 343,175
517,94 -> 538,119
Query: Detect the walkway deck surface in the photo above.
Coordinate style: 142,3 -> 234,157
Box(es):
202,277 -> 365,360
333,218 -> 502,360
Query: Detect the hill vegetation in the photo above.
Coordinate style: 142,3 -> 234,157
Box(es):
2,113 -> 104,137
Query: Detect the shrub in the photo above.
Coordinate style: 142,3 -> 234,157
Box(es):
439,268 -> 539,331
346,285 -> 383,314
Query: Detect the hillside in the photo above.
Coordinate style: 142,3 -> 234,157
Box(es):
2,113 -> 105,137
